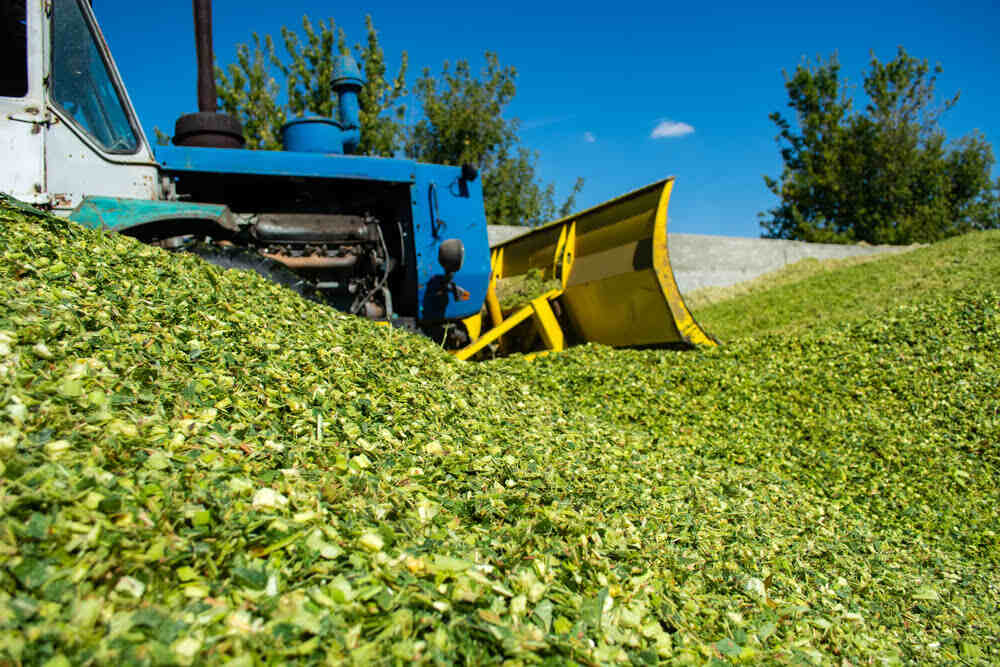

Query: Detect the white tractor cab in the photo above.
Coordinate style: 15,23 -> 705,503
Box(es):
1,0 -> 160,211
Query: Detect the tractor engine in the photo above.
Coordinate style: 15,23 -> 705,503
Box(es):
249,212 -> 392,319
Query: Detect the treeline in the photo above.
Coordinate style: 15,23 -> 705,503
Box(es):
211,16 -> 582,227
762,47 -> 999,244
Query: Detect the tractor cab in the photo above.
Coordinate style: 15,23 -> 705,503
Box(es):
0,0 -> 160,209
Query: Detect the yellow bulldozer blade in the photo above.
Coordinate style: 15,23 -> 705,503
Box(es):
455,178 -> 716,360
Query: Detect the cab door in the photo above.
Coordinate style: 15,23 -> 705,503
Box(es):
0,1 -> 47,205
43,0 -> 160,213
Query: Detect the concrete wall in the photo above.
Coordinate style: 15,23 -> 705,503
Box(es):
488,225 -> 531,247
487,225 -> 915,294
666,234 -> 916,293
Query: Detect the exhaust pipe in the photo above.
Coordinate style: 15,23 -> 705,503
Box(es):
193,0 -> 218,115
172,0 -> 245,148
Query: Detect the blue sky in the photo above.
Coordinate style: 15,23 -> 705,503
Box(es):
95,0 -> 998,237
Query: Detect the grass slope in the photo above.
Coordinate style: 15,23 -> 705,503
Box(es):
1,200 -> 997,665
691,232 -> 999,341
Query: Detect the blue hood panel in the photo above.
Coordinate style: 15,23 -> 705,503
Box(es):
155,145 -> 416,183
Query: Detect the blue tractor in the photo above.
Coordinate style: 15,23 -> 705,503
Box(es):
1,0 -> 715,356
0,0 -> 490,347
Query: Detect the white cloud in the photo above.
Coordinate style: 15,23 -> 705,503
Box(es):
650,119 -> 694,139
583,131 -> 596,143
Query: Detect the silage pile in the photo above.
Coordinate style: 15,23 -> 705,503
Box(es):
1,198 -> 998,665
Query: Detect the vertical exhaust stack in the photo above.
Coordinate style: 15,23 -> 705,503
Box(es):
173,0 -> 245,148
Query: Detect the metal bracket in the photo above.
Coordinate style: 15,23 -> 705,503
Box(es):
453,288 -> 565,361
485,246 -> 505,326
456,219 -> 579,361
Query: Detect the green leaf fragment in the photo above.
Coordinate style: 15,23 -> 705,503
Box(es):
533,599 -> 553,633
233,568 -> 268,591
57,378 -> 83,398
358,532 -> 384,552
145,451 -> 171,470
11,559 -> 50,589
431,555 -> 473,573
715,637 -> 742,657
172,636 -> 202,664
44,439 -> 71,458
114,576 -> 146,599
252,487 -> 288,510
913,586 -> 941,601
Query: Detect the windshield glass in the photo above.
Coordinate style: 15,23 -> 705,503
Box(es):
51,0 -> 139,153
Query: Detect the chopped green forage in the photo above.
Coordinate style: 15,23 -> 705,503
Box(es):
0,197 -> 998,663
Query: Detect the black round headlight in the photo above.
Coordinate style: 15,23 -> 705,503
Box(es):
438,238 -> 465,274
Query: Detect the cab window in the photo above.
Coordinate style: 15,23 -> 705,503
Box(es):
1,1 -> 28,97
51,0 -> 139,153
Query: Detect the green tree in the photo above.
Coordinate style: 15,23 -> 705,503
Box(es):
482,145 -> 554,227
217,18 -> 582,226
216,15 -> 407,155
354,16 -> 408,157
762,47 -> 999,244
408,53 -> 516,167
481,149 -> 584,226
409,54 -> 583,226
215,33 -> 285,150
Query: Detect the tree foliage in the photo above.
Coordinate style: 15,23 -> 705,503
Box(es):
216,17 -> 580,226
408,53 -> 516,167
354,16 -> 408,157
762,47 -> 999,244
216,16 -> 406,155
275,18 -> 346,121
216,33 -> 285,150
407,55 -> 582,226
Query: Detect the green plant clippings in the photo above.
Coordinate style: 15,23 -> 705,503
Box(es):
0,198 -> 998,664
495,268 -> 561,309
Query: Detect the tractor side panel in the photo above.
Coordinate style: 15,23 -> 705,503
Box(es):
411,163 -> 491,322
